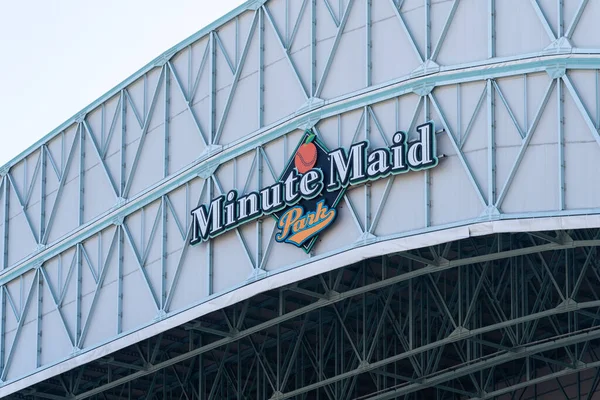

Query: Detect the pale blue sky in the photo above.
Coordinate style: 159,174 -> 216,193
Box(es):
0,0 -> 246,166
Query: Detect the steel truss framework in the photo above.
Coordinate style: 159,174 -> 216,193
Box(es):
3,0 -> 600,396
9,227 -> 600,399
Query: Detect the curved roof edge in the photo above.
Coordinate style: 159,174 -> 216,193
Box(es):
2,0 -> 259,171
2,214 -> 600,397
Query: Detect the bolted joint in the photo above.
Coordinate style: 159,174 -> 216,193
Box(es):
113,215 -> 125,226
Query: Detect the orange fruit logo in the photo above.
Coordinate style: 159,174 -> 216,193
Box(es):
294,133 -> 318,174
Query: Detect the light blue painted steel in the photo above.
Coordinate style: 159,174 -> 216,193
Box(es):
487,79 -> 495,207
429,93 -> 487,208
563,74 -> 600,148
390,0 -> 423,63
431,0 -> 458,62
493,80 -> 524,139
495,79 -> 556,209
261,5 -> 308,100
558,77 -> 565,210
530,0 -> 557,41
315,0 -> 354,98
214,11 -> 259,145
459,84 -> 487,148
83,120 -> 119,198
122,67 -> 166,198
168,61 -> 209,148
566,0 -> 589,39
2,0 -> 600,394
1,55 -> 600,289
0,0 -> 259,173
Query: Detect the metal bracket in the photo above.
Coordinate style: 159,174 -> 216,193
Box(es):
248,268 -> 268,281
356,232 -> 377,244
198,144 -> 223,161
448,326 -> 471,339
197,161 -> 219,180
154,49 -> 177,67
543,36 -> 573,55
269,391 -> 284,400
410,59 -> 440,78
545,64 -> 566,79
411,83 -> 435,97
112,215 -> 125,226
480,205 -> 501,220
246,0 -> 267,10
155,310 -> 167,321
296,97 -> 325,116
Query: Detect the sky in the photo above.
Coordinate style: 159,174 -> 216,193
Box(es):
0,0 -> 246,167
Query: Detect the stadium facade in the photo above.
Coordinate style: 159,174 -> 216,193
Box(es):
2,0 -> 600,398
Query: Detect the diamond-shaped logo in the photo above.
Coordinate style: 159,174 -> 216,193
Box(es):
190,122 -> 439,254
272,129 -> 346,253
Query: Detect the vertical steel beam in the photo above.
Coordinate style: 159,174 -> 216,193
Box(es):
256,148 -> 263,269
457,85 -> 462,144
207,181 -> 214,296
120,91 -> 127,197
0,285 -> 4,378
209,31 -> 216,145
36,268 -> 43,368
2,176 -> 8,271
40,147 -> 47,244
259,8 -> 265,129
235,17 -> 240,67
597,71 -> 600,131
488,0 -> 496,59
365,107 -> 372,231
558,78 -> 565,210
285,0 -> 289,46
75,243 -> 82,349
165,66 -> 170,179
558,0 -> 564,38
366,0 -> 372,87
310,0 -> 317,97
78,125 -> 85,226
409,266 -> 414,351
143,74 -> 148,120
117,225 -> 124,335
425,0 -> 431,60
100,103 -> 105,154
161,197 -> 167,310
487,79 -> 496,207
187,46 -> 193,102
424,97 -> 431,227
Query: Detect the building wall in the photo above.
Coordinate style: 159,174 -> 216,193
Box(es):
1,0 -> 600,395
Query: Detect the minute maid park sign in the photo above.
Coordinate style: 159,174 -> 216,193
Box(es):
190,122 -> 439,253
